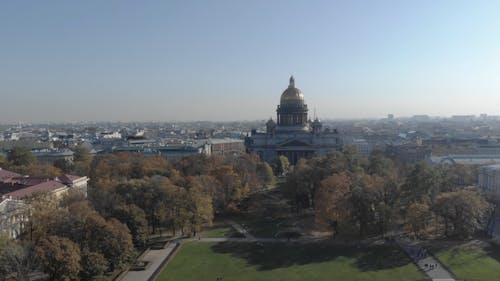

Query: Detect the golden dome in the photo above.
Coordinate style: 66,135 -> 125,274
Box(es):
280,76 -> 304,107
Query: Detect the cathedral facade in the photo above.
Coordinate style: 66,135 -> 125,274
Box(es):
246,76 -> 341,164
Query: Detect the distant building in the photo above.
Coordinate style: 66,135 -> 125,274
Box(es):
451,115 -> 476,122
386,143 -> 431,164
32,149 -> 74,165
478,165 -> 500,197
112,138 -> 244,159
203,138 -> 245,156
246,76 -> 341,164
100,131 -> 122,139
344,138 -> 373,157
412,115 -> 430,121
432,154 -> 500,165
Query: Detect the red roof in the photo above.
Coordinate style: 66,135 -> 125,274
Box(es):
8,176 -> 51,186
3,180 -> 67,200
0,168 -> 22,182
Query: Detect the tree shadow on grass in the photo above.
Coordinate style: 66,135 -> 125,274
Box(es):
211,242 -> 412,272
485,240 -> 500,262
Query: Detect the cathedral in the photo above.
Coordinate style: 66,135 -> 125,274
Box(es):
246,76 -> 341,164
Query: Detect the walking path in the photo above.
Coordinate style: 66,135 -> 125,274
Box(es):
184,237 -> 290,243
396,238 -> 456,281
121,242 -> 178,281
228,220 -> 256,239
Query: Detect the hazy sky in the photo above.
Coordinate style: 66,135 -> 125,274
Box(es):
1,0 -> 500,122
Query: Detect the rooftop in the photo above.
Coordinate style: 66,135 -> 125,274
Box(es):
3,180 -> 67,200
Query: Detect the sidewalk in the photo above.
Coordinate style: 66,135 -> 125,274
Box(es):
185,237 -> 290,243
121,242 -> 178,281
396,238 -> 456,281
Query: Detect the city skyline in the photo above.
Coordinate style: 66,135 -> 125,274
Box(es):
1,0 -> 500,122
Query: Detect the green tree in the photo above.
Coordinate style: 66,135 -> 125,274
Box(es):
8,146 -> 35,167
73,145 -> 91,163
282,159 -> 314,212
402,162 -> 442,203
351,185 -> 372,238
35,236 -> 81,281
367,153 -> 395,177
73,145 -> 92,176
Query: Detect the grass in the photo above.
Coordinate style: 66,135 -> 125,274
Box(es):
237,217 -> 285,238
157,242 -> 426,281
434,241 -> 500,281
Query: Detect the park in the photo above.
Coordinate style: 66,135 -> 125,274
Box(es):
154,175 -> 499,281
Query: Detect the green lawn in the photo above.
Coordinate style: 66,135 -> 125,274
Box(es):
157,242 -> 426,281
434,241 -> 500,281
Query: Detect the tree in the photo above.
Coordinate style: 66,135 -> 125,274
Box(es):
351,185 -> 372,238
73,145 -> 92,176
82,215 -> 133,271
80,249 -> 108,281
314,173 -> 352,237
231,154 -> 262,192
7,146 -> 35,167
256,162 -> 274,186
405,202 -> 431,238
210,165 -> 246,212
0,153 -> 6,167
402,162 -> 442,203
35,236 -> 81,281
0,239 -> 37,281
367,153 -> 396,177
26,192 -> 60,243
48,200 -> 134,273
186,178 -> 214,236
341,145 -> 364,173
281,159 -> 314,211
54,158 -> 73,173
433,189 -> 491,238
270,155 -> 290,176
439,164 -> 478,190
112,204 -> 149,247
175,154 -> 210,176
73,145 -> 91,163
31,163 -> 63,177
